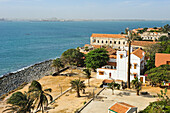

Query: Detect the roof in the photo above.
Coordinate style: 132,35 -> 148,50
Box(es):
91,33 -> 126,39
155,53 -> 170,67
106,48 -> 117,55
109,55 -> 117,59
131,41 -> 158,47
108,62 -> 117,67
81,52 -> 88,54
92,45 -> 101,49
103,79 -> 114,83
147,27 -> 161,31
109,102 -> 136,113
84,44 -> 90,47
132,48 -> 145,59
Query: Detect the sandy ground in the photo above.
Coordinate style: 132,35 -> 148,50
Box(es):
0,69 -> 169,113
0,69 -> 103,113
82,89 -> 158,113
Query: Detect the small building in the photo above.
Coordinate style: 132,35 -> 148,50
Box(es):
97,48 -> 146,83
108,102 -> 137,113
141,32 -> 168,40
90,33 -> 128,49
130,41 -> 158,49
155,53 -> 170,67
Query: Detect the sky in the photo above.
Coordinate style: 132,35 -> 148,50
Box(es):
0,0 -> 170,20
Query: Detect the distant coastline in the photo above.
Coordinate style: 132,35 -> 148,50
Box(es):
1,18 -> 170,22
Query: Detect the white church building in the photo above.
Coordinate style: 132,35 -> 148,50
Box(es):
97,48 -> 146,83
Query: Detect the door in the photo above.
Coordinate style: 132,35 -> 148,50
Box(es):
140,77 -> 143,83
109,73 -> 111,78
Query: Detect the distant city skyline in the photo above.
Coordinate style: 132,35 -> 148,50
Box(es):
0,0 -> 170,20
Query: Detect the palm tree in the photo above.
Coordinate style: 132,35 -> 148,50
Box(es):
28,80 -> 53,113
107,82 -> 120,95
3,91 -> 34,113
83,68 -> 91,87
52,58 -> 64,73
70,79 -> 86,97
131,78 -> 142,95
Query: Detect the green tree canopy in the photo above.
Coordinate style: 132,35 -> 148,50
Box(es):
85,48 -> 109,71
61,49 -> 85,67
131,78 -> 142,95
3,91 -> 34,113
159,36 -> 170,42
28,80 -> 53,112
52,58 -> 64,72
70,79 -> 86,97
145,65 -> 170,86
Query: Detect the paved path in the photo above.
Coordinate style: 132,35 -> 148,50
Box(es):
81,89 -> 158,113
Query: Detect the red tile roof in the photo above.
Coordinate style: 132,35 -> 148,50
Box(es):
91,33 -> 126,38
131,41 -> 158,47
155,53 -> 170,67
132,48 -> 145,59
84,44 -> 90,47
109,55 -> 117,59
109,102 -> 136,113
92,45 -> 101,49
103,79 -> 114,83
108,62 -> 117,67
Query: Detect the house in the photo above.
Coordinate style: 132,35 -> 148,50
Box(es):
90,33 -> 128,49
97,48 -> 146,83
141,32 -> 168,40
155,53 -> 170,67
108,102 -> 137,113
130,41 -> 158,49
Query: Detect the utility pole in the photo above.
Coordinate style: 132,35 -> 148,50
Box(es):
127,30 -> 132,89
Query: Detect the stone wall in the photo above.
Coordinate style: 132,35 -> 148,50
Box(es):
0,60 -> 55,97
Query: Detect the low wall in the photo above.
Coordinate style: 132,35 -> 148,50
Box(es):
0,60 -> 55,97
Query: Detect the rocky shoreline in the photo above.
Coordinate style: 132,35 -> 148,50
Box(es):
0,59 -> 55,97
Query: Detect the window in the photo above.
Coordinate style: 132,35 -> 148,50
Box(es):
109,73 -> 111,78
118,41 -> 120,44
93,39 -> 96,42
130,64 -> 132,69
123,42 -> 125,45
110,41 -> 112,44
114,41 -> 116,44
134,74 -> 137,78
120,54 -> 123,59
106,41 -> 107,43
167,61 -> 170,65
97,40 -> 99,43
102,40 -> 103,43
99,71 -> 104,75
134,64 -> 137,69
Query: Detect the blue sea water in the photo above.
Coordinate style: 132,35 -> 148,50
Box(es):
0,21 -> 170,76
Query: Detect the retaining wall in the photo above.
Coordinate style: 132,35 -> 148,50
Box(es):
0,60 -> 55,97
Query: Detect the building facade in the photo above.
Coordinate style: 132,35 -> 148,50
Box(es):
90,34 -> 128,49
97,48 -> 146,83
141,32 -> 168,40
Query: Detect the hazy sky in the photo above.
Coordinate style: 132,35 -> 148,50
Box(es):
0,0 -> 170,19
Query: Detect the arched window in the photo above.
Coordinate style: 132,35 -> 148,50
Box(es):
123,42 -> 125,45
118,41 -> 120,44
102,40 -> 103,43
98,40 -> 99,43
114,41 -> 116,44
106,41 -> 107,43
110,41 -> 112,44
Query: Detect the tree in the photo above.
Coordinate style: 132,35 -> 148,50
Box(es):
163,24 -> 170,33
131,78 -> 142,95
107,82 -> 120,95
61,49 -> 85,67
139,88 -> 170,113
70,79 -> 86,97
85,48 -> 109,71
159,36 -> 169,42
28,80 -> 53,113
83,68 -> 91,87
145,65 -> 170,86
52,58 -> 64,73
3,92 -> 34,113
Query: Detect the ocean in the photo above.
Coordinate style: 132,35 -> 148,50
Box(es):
0,21 -> 170,76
